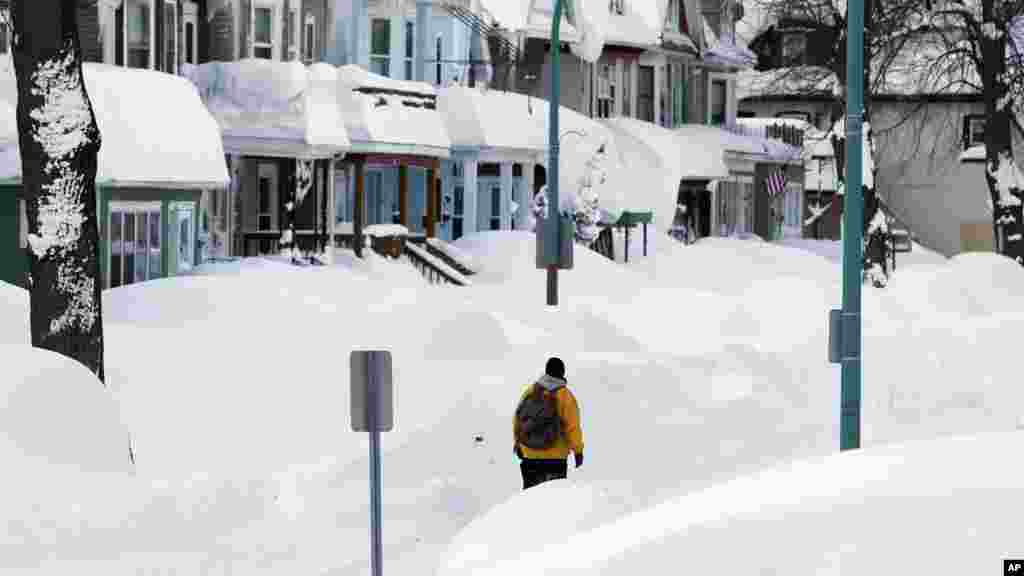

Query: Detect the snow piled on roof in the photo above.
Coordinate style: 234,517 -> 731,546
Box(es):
702,17 -> 757,69
676,124 -> 802,163
605,115 -> 729,181
184,59 -> 349,153
477,0 -> 531,31
337,64 -> 450,156
0,59 -> 228,187
569,0 -> 611,62
437,87 -> 546,154
737,67 -> 838,100
602,0 -> 661,48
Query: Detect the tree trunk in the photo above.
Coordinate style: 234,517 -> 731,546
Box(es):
981,0 -> 1024,263
11,0 -> 105,381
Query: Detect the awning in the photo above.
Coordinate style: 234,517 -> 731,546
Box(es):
337,65 -> 451,159
0,58 -> 228,189
184,59 -> 350,159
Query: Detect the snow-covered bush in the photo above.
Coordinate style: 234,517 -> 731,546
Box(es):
528,146 -> 608,244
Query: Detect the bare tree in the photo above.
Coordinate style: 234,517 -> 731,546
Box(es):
11,0 -> 105,380
748,0 -> 933,285
919,0 -> 1024,263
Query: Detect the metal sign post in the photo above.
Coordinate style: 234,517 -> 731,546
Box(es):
351,350 -> 394,576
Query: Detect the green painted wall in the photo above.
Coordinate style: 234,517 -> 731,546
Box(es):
0,186 -> 27,289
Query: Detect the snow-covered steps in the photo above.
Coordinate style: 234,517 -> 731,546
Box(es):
423,238 -> 479,277
404,242 -> 473,287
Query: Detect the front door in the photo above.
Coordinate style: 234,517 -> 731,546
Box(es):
637,66 -> 655,123
171,202 -> 196,273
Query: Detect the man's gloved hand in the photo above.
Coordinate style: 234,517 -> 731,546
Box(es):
574,452 -> 583,468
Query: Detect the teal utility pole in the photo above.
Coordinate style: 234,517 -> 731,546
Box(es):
841,0 -> 864,450
545,0 -> 564,306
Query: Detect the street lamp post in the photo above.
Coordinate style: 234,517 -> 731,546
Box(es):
841,0 -> 865,451
545,0 -> 566,307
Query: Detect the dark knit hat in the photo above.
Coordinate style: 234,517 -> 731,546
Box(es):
545,357 -> 566,379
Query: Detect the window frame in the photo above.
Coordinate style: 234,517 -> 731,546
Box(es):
162,0 -> 177,73
964,114 -> 986,149
781,32 -> 807,65
370,17 -> 391,77
303,12 -> 316,63
256,162 -> 279,231
251,2 -> 277,60
0,9 -> 9,55
286,7 -> 299,60
404,20 -> 415,80
123,0 -> 155,70
107,201 -> 162,289
706,72 -> 733,126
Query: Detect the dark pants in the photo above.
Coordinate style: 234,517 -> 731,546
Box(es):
520,458 -> 568,490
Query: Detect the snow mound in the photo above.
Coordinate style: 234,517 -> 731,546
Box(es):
511,431 -> 1024,575
440,481 -> 622,575
885,251 -> 1024,318
0,345 -> 129,474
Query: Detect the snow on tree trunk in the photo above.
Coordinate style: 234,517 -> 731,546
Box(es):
981,2 -> 1024,264
829,99 -> 889,287
11,0 -> 105,382
282,159 -> 313,263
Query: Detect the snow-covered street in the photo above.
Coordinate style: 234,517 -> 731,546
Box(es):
2,229 -> 1023,574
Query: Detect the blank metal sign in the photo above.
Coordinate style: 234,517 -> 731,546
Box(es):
350,350 -> 394,432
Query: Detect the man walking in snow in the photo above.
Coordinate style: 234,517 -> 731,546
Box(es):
513,357 -> 584,490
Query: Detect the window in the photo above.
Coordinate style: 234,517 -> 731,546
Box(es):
125,0 -> 153,69
781,33 -> 806,65
286,8 -> 299,60
367,171 -> 384,224
666,0 -> 679,31
672,62 -> 687,126
596,63 -> 615,118
303,13 -> 316,63
253,6 -> 273,59
370,18 -> 391,77
257,163 -> 278,231
609,0 -> 624,14
780,183 -> 799,230
964,114 -> 986,149
490,185 -> 501,230
0,10 -> 8,54
638,65 -> 655,122
108,203 -> 162,288
435,35 -> 443,85
404,21 -> 415,80
184,21 -> 195,64
162,0 -> 176,73
710,79 -> 727,125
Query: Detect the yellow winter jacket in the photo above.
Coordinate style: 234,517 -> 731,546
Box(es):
513,378 -> 584,460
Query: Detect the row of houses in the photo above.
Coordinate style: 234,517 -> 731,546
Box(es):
1,0 -> 825,290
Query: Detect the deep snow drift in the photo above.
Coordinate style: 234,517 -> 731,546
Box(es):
2,229 -> 1022,575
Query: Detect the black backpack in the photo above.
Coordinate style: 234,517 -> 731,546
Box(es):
515,384 -> 562,450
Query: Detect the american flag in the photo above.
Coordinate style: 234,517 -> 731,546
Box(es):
766,168 -> 787,198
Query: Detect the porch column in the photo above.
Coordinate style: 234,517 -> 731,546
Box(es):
391,5 -> 405,80
499,161 -> 513,230
415,0 -> 431,82
398,164 -> 409,228
463,158 -> 478,236
354,156 -> 365,257
327,158 -> 337,262
351,0 -> 369,69
519,161 -> 534,230
226,155 -> 236,257
426,159 -> 438,238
